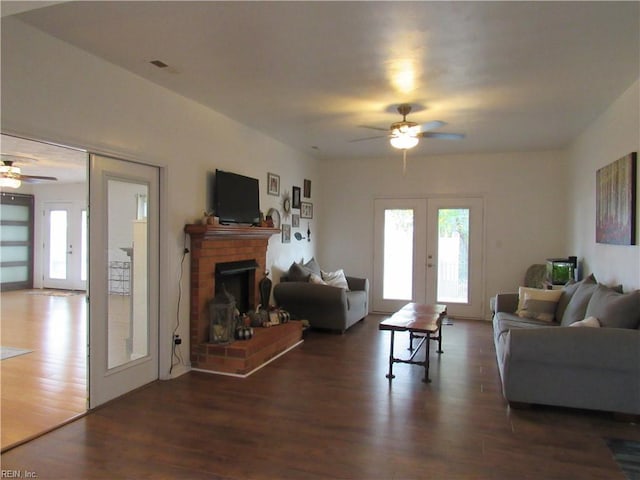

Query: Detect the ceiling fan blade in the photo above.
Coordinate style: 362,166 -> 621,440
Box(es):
357,125 -> 389,132
19,174 -> 58,183
418,120 -> 446,132
348,135 -> 388,143
419,132 -> 465,140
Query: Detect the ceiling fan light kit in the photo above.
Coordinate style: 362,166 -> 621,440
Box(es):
0,164 -> 21,188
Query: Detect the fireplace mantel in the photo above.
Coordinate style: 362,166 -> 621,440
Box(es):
184,224 -> 280,240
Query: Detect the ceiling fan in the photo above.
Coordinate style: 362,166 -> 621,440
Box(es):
0,154 -> 58,189
352,104 -> 464,172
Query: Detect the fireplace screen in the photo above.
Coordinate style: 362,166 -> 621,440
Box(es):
209,286 -> 237,344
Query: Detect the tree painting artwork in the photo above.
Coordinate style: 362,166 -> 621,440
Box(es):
596,152 -> 637,245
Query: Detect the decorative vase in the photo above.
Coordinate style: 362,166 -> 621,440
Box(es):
259,270 -> 272,309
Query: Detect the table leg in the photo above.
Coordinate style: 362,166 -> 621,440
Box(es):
436,316 -> 445,354
423,332 -> 431,383
386,330 -> 396,380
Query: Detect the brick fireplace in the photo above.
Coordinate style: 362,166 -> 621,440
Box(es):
184,223 -> 302,375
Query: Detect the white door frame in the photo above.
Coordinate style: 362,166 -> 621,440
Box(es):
88,153 -> 160,408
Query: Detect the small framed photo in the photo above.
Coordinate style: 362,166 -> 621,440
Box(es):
292,186 -> 301,209
303,179 -> 311,198
267,172 -> 280,196
300,202 -> 313,219
282,224 -> 291,243
292,214 -> 300,228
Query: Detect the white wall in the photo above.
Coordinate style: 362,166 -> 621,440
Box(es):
1,18 -> 320,378
566,79 -> 640,291
319,150 -> 568,319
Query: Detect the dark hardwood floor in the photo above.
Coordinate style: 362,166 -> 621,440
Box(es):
2,315 -> 638,479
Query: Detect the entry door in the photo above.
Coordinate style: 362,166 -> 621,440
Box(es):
373,197 -> 485,318
89,154 -> 159,408
43,202 -> 87,290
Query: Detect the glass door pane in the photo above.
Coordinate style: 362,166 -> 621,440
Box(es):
49,210 -> 68,280
107,179 -> 149,369
383,209 -> 414,300
436,208 -> 469,303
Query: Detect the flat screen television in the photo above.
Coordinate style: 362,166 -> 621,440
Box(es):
212,169 -> 260,225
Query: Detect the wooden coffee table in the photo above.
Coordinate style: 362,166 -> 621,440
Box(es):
378,303 -> 447,383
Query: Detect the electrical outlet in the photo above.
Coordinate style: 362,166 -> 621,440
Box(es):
174,335 -> 182,345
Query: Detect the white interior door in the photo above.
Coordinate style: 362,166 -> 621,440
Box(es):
426,197 -> 485,319
89,154 -> 159,408
373,196 -> 485,318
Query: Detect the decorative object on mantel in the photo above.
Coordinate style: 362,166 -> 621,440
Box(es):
292,186 -> 301,209
596,152 -> 637,245
267,172 -> 280,196
300,202 -> 313,219
266,207 -> 280,228
303,179 -> 311,198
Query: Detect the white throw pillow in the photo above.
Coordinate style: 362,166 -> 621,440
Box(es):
516,287 -> 563,322
321,269 -> 349,290
569,316 -> 601,328
309,273 -> 327,285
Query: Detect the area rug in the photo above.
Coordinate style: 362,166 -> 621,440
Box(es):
1,346 -> 33,361
607,438 -> 640,480
25,289 -> 82,297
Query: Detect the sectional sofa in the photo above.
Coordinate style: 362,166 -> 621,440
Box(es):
493,275 -> 640,415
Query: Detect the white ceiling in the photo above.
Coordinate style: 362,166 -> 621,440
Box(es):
3,1 -> 640,166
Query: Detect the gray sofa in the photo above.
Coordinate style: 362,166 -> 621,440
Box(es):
493,275 -> 640,415
273,259 -> 369,333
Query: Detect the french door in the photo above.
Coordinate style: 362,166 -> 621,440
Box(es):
43,202 -> 87,290
89,154 -> 159,408
373,197 -> 485,318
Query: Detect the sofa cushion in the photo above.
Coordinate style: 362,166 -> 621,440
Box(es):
288,262 -> 311,282
569,316 -> 601,328
309,273 -> 327,285
322,269 -> 350,290
585,285 -> 640,329
304,257 -> 322,277
516,287 -> 563,322
555,274 -> 596,322
560,278 -> 599,326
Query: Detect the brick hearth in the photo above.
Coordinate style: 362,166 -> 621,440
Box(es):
184,224 -> 302,374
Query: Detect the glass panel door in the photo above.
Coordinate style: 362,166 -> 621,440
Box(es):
373,198 -> 426,312
0,193 -> 34,290
426,197 -> 484,318
89,154 -> 159,408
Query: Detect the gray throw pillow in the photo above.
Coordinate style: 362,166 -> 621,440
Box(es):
288,262 -> 311,282
585,285 -> 640,329
560,277 -> 598,326
555,274 -> 596,322
304,257 -> 322,277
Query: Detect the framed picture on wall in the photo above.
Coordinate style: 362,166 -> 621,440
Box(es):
303,179 -> 311,198
596,152 -> 637,245
292,186 -> 301,209
301,202 -> 313,219
267,172 -> 280,196
292,214 -> 300,228
282,224 -> 291,243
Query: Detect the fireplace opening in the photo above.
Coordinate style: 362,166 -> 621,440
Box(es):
215,259 -> 259,314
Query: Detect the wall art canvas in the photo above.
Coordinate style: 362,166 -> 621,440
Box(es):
596,152 -> 637,245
